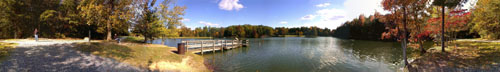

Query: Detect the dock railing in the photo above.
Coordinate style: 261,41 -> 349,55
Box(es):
178,39 -> 249,55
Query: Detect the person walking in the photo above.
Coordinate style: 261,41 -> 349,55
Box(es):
34,28 -> 38,41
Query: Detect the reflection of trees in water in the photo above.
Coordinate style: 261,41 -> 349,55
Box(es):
336,39 -> 420,65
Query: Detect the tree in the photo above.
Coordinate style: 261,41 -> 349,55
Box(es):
470,0 -> 500,39
0,0 -> 19,38
431,0 -> 467,52
381,0 -> 415,66
78,0 -> 133,41
132,0 -> 184,43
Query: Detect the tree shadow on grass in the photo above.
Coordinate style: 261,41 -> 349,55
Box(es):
408,41 -> 500,72
73,42 -> 134,60
0,43 -> 144,72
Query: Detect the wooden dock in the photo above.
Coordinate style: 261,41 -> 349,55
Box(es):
177,40 -> 249,54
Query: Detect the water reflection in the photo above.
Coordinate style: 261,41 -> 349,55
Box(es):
154,37 -> 426,72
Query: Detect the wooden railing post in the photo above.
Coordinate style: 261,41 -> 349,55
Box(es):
222,40 -> 225,51
185,41 -> 189,52
213,40 -> 215,53
231,40 -> 234,49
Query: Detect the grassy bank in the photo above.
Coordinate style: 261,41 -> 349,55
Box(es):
74,42 -> 210,72
121,36 -> 212,42
0,42 -> 17,62
408,39 -> 500,71
168,37 -> 212,39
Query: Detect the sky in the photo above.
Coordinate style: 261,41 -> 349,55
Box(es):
158,0 -> 386,29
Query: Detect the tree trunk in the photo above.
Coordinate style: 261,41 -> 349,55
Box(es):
106,0 -> 115,41
402,7 -> 409,66
420,40 -> 426,53
107,22 -> 112,41
144,35 -> 148,43
441,6 -> 445,52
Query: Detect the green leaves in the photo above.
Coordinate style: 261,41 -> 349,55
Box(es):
39,10 -> 57,22
471,0 -> 500,39
432,0 -> 466,7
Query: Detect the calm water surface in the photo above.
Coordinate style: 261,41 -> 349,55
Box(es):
155,37 -> 425,72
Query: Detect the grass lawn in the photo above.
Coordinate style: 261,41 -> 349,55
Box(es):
408,39 -> 500,71
0,42 -> 17,62
167,37 -> 213,39
121,36 -> 212,43
74,42 -> 210,72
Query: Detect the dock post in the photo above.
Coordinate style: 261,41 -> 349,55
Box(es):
201,41 -> 204,55
213,40 -> 215,53
239,40 -> 242,47
231,40 -> 234,49
185,41 -> 189,52
177,43 -> 185,55
222,40 -> 225,51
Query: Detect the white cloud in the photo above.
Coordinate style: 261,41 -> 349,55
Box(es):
303,8 -> 347,29
199,21 -> 220,26
462,0 -> 478,9
181,18 -> 190,22
218,0 -> 244,11
301,14 -> 316,20
280,21 -> 288,24
300,0 -> 388,29
343,0 -> 387,21
316,8 -> 346,21
316,3 -> 331,7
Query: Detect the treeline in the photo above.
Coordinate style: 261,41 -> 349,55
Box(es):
0,0 -> 185,41
333,13 -> 387,41
179,24 -> 334,38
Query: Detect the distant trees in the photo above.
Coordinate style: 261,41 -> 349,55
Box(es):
333,13 -> 387,41
470,0 -> 500,39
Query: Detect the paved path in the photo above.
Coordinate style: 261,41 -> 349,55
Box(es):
0,40 -> 146,72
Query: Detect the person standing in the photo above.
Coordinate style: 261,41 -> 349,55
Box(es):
34,28 -> 38,41
114,34 -> 120,43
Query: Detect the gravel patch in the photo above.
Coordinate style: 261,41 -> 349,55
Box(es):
0,40 -> 146,72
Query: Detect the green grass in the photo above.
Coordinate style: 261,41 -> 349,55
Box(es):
0,42 -> 17,62
167,37 -> 213,39
74,42 -> 209,71
121,36 -> 145,43
409,40 -> 500,71
121,36 -> 213,43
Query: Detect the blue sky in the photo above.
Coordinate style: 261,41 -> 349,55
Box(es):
158,0 -> 388,29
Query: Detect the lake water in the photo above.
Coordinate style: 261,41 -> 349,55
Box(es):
153,37 -> 425,72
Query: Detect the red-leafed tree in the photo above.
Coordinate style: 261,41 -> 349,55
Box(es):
431,0 -> 468,52
381,0 -> 430,66
426,9 -> 471,44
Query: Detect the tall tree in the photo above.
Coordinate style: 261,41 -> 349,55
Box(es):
78,0 -> 133,41
431,0 -> 467,52
132,0 -> 184,43
381,0 -> 412,66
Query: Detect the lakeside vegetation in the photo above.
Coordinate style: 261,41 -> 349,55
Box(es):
0,42 -> 16,62
74,42 -> 209,71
